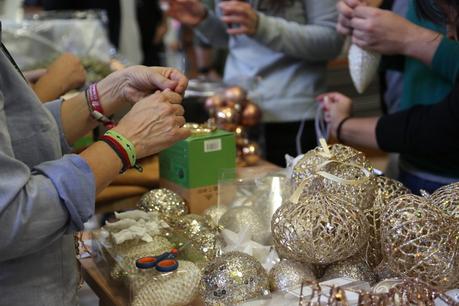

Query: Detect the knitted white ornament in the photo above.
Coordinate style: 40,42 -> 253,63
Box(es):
348,44 -> 381,94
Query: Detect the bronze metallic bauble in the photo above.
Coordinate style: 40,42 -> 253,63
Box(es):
240,142 -> 261,166
216,107 -> 240,131
241,102 -> 262,126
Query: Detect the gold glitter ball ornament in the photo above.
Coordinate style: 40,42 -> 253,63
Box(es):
362,176 -> 410,268
199,251 -> 269,306
174,214 -> 222,261
320,256 -> 378,285
271,192 -> 369,265
268,259 -> 316,292
291,144 -> 375,210
431,182 -> 459,219
203,205 -> 228,225
219,206 -> 271,245
137,188 -> 188,223
381,194 -> 459,288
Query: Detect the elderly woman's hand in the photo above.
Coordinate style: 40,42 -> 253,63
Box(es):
219,1 -> 259,36
112,89 -> 191,159
317,92 -> 353,138
97,66 -> 188,114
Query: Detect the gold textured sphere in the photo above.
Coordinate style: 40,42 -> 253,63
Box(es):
381,194 -> 459,288
137,188 -> 188,223
272,192 -> 369,265
321,256 -> 378,285
268,259 -> 316,292
431,182 -> 459,219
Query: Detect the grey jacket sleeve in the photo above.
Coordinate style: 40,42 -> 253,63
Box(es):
0,101 -> 95,261
43,99 -> 73,154
194,6 -> 229,48
254,0 -> 344,61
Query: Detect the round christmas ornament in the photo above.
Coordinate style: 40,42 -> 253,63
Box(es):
363,176 -> 410,268
271,192 -> 369,265
240,141 -> 261,166
222,86 -> 247,104
291,143 -> 375,210
205,95 -> 224,115
199,251 -> 269,306
203,205 -> 228,225
431,182 -> 459,219
241,102 -> 262,126
268,259 -> 316,292
175,214 -> 222,261
137,188 -> 187,223
216,107 -> 240,131
321,256 -> 378,285
219,206 -> 270,245
381,194 -> 459,288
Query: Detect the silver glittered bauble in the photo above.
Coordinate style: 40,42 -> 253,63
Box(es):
348,43 -> 381,94
200,251 -> 269,306
219,206 -> 270,245
268,259 -> 316,292
203,205 -> 228,225
137,188 -> 187,223
321,256 -> 378,285
272,192 -> 369,265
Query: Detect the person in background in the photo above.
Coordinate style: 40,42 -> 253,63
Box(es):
322,0 -> 459,193
166,0 -> 343,166
0,29 -> 190,304
26,52 -> 86,102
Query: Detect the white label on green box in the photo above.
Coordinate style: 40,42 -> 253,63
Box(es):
204,139 -> 222,152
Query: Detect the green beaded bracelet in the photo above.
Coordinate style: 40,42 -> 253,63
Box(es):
104,130 -> 136,167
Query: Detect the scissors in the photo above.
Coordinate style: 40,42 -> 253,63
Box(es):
135,248 -> 179,272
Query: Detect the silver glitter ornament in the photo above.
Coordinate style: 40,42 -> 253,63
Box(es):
219,206 -> 270,245
321,256 -> 378,285
348,43 -> 381,94
268,259 -> 316,292
272,192 -> 369,265
137,188 -> 188,223
200,251 -> 269,306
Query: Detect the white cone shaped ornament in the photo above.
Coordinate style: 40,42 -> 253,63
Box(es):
348,44 -> 381,94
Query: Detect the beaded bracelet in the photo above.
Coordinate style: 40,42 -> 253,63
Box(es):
99,135 -> 131,173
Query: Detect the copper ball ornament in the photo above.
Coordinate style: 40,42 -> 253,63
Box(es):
215,107 -> 240,131
223,86 -> 247,104
205,95 -> 224,115
199,251 -> 269,306
271,192 -> 369,265
241,102 -> 262,126
240,141 -> 261,166
381,194 -> 459,288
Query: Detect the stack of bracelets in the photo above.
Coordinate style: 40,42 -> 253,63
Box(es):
86,83 -> 142,173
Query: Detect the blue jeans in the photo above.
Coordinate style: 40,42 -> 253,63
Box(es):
398,168 -> 448,195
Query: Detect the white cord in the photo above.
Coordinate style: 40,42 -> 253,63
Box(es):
314,101 -> 330,145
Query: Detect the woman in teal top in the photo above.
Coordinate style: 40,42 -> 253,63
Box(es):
333,0 -> 459,193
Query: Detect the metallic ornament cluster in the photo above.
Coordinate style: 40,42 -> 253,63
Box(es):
199,251 -> 269,305
219,206 -> 270,245
381,194 -> 459,288
271,192 -> 369,265
137,188 -> 188,223
174,214 -> 222,261
291,144 -> 375,210
362,176 -> 410,268
321,256 -> 378,285
268,259 -> 316,292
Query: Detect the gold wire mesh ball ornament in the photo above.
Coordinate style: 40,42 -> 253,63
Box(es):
381,194 -> 459,288
431,182 -> 459,219
137,188 -> 188,223
320,255 -> 378,285
362,176 -> 411,268
199,251 -> 269,306
271,192 -> 370,265
268,259 -> 316,292
291,144 -> 376,211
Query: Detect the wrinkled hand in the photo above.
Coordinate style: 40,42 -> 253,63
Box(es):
350,6 -> 421,54
113,89 -> 191,159
97,65 -> 188,113
47,53 -> 86,92
219,1 -> 258,36
317,92 -> 352,138
336,0 -> 362,35
165,0 -> 207,27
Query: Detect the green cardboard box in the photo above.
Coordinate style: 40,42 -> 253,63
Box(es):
159,129 -> 236,189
